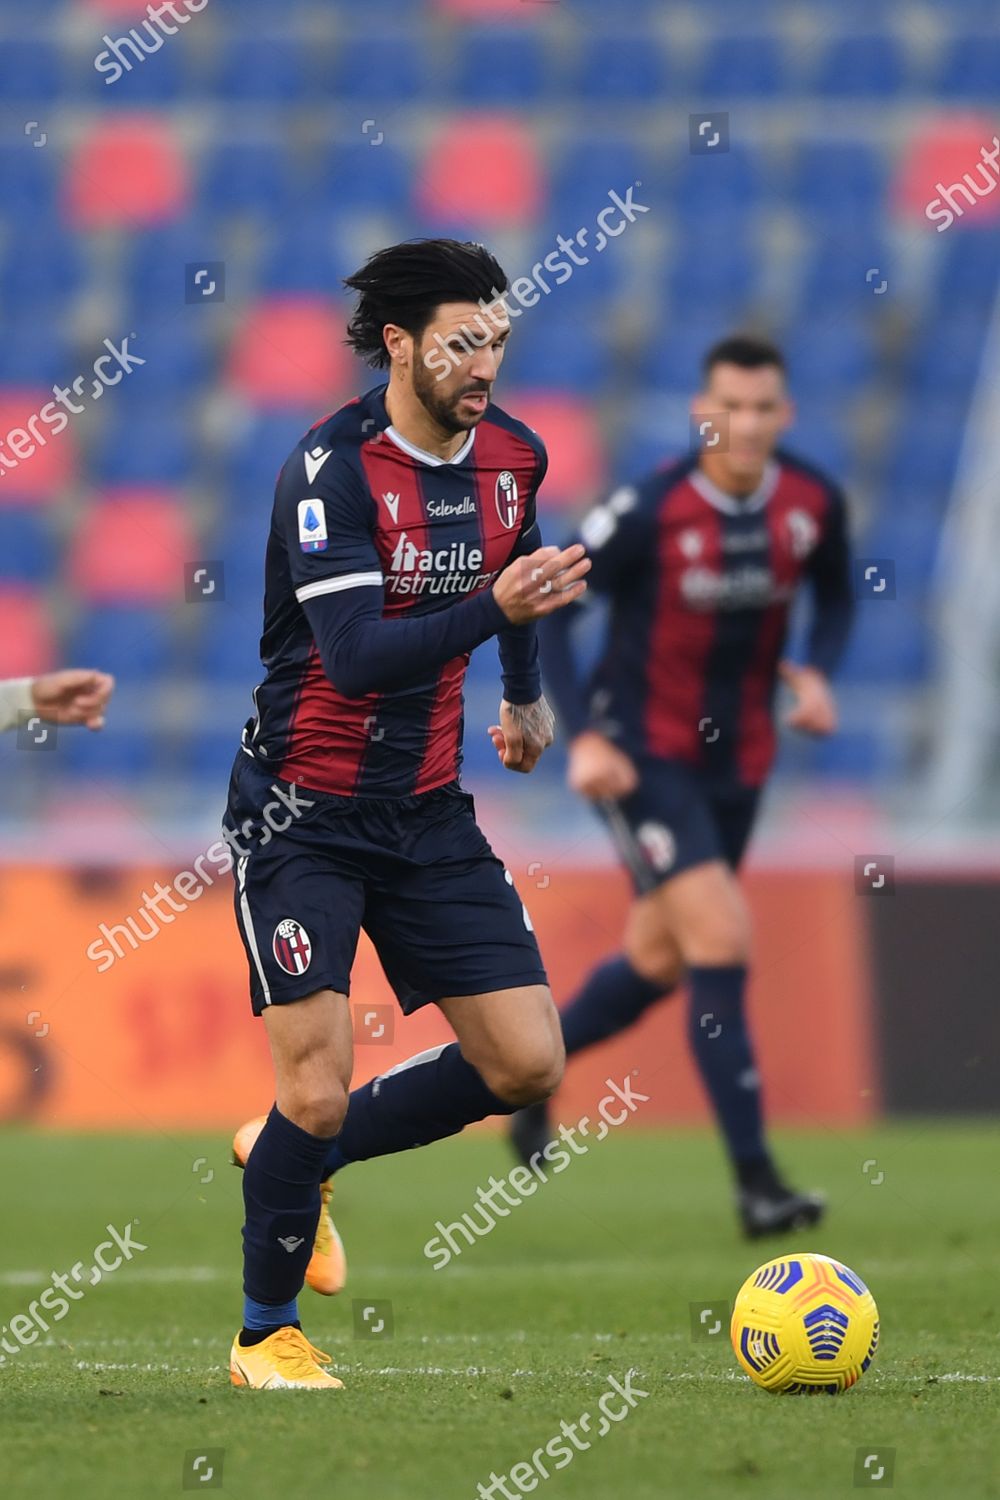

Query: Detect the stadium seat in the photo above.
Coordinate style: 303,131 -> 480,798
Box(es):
783,319 -> 876,394
320,140 -> 412,215
784,416 -> 852,479
210,36 -> 320,104
198,141 -> 301,222
813,34 -> 909,97
0,387 -> 77,504
0,146 -> 60,226
883,405 -> 967,494
195,603 -> 263,686
225,298 -> 352,407
69,489 -> 196,603
0,228 -> 83,312
0,38 -> 63,102
502,312 -> 607,394
122,217 -> 225,311
935,229 -> 1000,302
68,604 -> 175,681
82,25 -> 187,104
221,411 -> 323,494
934,33 -> 1000,99
452,25 -> 554,105
790,143 -> 885,224
696,35 -> 787,97
64,117 -> 189,227
104,323 -> 213,399
58,719 -> 160,781
0,585 -> 55,675
669,232 -> 759,319
797,233 -> 890,315
502,392 -> 606,508
905,314 -> 985,401
549,135 -> 657,227
415,117 -> 544,231
91,412 -> 197,485
0,510 -> 56,582
639,318 -> 732,390
673,147 -> 770,219
573,32 -> 672,102
0,324 -> 73,386
331,32 -> 428,103
837,603 -> 930,684
257,212 -> 355,295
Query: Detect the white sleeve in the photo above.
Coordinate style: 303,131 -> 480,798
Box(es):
0,678 -> 34,733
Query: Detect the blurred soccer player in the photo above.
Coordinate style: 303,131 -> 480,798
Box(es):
225,239 -> 590,1389
509,335 -> 854,1238
0,669 -> 114,734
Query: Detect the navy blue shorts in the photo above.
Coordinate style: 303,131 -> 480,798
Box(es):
223,754 -> 547,1016
597,756 -> 760,894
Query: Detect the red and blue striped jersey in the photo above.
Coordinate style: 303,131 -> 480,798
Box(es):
241,384 -> 547,797
542,450 -> 854,788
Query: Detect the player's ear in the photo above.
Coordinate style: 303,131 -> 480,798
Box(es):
382,323 -> 410,368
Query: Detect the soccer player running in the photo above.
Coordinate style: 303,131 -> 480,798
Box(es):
225,240 -> 590,1390
509,336 -> 854,1238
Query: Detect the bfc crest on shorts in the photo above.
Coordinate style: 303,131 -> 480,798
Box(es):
273,918 -> 312,975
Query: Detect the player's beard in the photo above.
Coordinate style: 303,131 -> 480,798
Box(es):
412,357 -> 488,435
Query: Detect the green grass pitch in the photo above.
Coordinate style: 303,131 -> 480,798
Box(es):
0,1122 -> 997,1499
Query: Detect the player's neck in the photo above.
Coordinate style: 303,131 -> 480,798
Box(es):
697,453 -> 767,501
384,381 -> 468,463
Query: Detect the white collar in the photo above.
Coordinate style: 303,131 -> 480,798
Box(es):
384,423 -> 477,468
689,459 -> 779,516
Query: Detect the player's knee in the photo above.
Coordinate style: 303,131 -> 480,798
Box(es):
681,913 -> 750,967
279,1075 -> 349,1139
483,1039 -> 565,1108
625,934 -> 682,991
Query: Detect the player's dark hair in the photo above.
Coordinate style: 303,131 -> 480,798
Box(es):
703,334 -> 787,379
343,239 -> 509,368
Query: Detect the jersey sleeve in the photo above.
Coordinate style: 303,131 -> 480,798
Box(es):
573,481 -> 653,594
496,447 -> 544,704
275,450 -> 384,605
805,482 -> 855,676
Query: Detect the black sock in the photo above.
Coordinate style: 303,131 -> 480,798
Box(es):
687,964 -> 774,1179
242,1105 -> 334,1309
238,1320 -> 301,1348
323,1042 -> 511,1175
561,955 -> 671,1056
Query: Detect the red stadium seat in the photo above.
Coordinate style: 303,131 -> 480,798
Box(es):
0,388 -> 77,505
65,117 -> 189,228
416,116 -> 545,229
433,0 -> 533,12
77,0 -> 154,12
0,585 -> 56,676
69,487 -> 195,603
503,392 -> 606,510
893,117 -> 1000,225
225,297 -> 353,407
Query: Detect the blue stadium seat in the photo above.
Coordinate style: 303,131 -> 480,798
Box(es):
69,606 -> 175,683
813,34 -> 909,97
123,218 -> 226,311
0,227 -> 83,311
669,231 -> 759,318
936,231 -> 1000,302
59,721 -> 160,781
0,322 -> 71,384
574,32 -> 672,102
837,604 -> 930,684
331,32 -> 427,104
92,412 -> 197,485
0,38 -> 63,102
502,312 -> 607,393
211,36 -> 319,104
784,320 -> 876,393
0,511 -> 54,582
549,135 -> 657,226
696,35 -> 787,97
453,26 -> 554,105
784,418 -> 851,480
639,318 -> 731,389
196,604 -> 262,686
222,413 -> 322,492
321,141 -> 411,213
934,33 -> 1000,99
107,324 -> 213,398
257,212 -> 355,294
790,143 -> 885,223
83,30 -> 187,105
198,141 -> 300,220
884,404 -> 967,493
797,234 -> 890,314
905,314 -> 985,401
0,146 -> 60,226
673,147 -> 770,218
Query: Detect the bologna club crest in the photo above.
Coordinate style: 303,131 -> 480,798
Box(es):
273,918 -> 312,975
495,470 -> 519,530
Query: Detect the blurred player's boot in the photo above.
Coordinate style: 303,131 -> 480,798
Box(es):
738,1184 -> 826,1239
232,1114 -> 347,1295
230,1326 -> 344,1389
508,1100 -> 554,1167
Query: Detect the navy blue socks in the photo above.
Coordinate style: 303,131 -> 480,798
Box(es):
686,964 -> 773,1180
242,1104 -> 334,1334
560,955 -> 671,1056
323,1042 -> 514,1176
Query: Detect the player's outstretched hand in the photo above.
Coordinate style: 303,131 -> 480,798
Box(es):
31,668 -> 115,730
493,544 -> 590,626
567,730 -> 639,801
779,661 -> 837,736
487,696 -> 555,774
